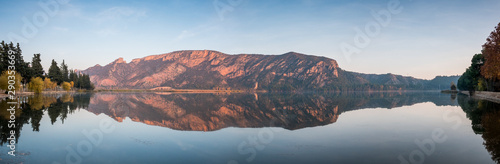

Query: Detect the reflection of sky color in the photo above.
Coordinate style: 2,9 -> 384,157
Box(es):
1,0 -> 499,79
0,94 -> 494,163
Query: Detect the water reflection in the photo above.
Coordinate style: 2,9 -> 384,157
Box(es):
0,94 -> 91,146
85,92 -> 459,131
0,92 -> 458,145
1,92 -> 499,163
457,94 -> 500,163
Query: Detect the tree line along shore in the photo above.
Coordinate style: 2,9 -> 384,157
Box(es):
456,22 -> 500,93
0,41 -> 95,95
441,22 -> 500,103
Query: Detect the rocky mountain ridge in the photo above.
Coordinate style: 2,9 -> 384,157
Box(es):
82,50 -> 459,91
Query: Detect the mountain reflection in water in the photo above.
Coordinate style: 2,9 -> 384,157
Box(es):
84,92 -> 458,131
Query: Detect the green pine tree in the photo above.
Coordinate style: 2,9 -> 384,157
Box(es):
48,59 -> 62,84
60,60 -> 69,82
31,53 -> 44,78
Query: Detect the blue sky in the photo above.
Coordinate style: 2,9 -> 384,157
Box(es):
0,0 -> 499,79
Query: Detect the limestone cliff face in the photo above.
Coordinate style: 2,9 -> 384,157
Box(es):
82,50 -> 341,90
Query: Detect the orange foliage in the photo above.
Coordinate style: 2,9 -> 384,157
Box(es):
481,22 -> 500,80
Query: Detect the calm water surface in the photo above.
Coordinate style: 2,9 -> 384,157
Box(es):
0,92 -> 498,164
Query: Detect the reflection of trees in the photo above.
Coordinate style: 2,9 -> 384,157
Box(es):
0,100 -> 25,146
0,93 -> 92,145
48,99 -> 66,124
457,95 -> 485,133
47,94 -> 91,124
458,94 -> 500,163
29,109 -> 44,132
29,94 -> 57,110
482,110 -> 500,163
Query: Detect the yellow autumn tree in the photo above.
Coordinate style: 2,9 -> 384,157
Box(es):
0,71 -> 22,92
44,78 -> 56,90
28,77 -> 44,93
62,81 -> 71,91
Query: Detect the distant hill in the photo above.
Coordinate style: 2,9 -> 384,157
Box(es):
82,50 -> 459,91
425,75 -> 461,90
348,72 -> 461,90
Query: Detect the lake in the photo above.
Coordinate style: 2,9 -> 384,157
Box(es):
0,92 -> 498,164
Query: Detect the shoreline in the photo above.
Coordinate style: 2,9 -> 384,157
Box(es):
82,89 -> 446,93
459,91 -> 500,104
0,90 -> 76,99
95,89 -> 252,93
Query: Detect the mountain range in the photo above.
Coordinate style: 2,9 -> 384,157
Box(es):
82,50 -> 459,91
